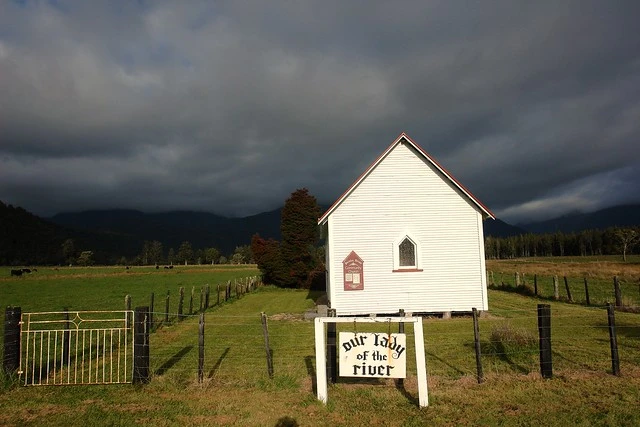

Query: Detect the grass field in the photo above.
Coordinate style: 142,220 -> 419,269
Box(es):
0,264 -> 259,312
1,261 -> 639,426
486,256 -> 640,308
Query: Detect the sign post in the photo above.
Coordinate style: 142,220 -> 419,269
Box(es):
314,316 -> 428,407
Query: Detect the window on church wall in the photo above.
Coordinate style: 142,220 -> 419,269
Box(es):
393,234 -> 422,272
399,238 -> 416,267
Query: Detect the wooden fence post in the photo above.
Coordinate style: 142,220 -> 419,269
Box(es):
189,286 -> 194,315
534,274 -> 538,296
584,278 -> 590,306
614,276 -> 622,307
199,287 -> 204,312
326,308 -> 337,384
133,306 -> 150,384
125,295 -> 132,328
553,276 -> 559,300
472,308 -> 484,383
149,292 -> 155,330
537,304 -> 552,379
178,287 -> 184,320
198,313 -> 205,383
3,306 -> 21,375
205,285 -> 210,309
515,272 -> 520,287
606,303 -> 620,376
564,276 -> 573,302
217,284 -> 220,305
261,312 -> 274,379
164,291 -> 170,323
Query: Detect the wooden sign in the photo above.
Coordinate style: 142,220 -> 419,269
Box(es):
314,316 -> 429,407
343,251 -> 364,291
339,332 -> 406,378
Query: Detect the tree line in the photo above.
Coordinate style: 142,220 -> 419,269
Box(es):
61,238 -> 254,266
485,227 -> 640,260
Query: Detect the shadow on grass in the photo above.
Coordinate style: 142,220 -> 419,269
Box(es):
306,289 -> 327,304
601,320 -> 640,340
426,350 -> 467,376
395,378 -> 419,405
551,349 -> 600,371
275,416 -> 299,427
155,345 -> 193,376
477,342 -> 531,374
304,356 -> 316,394
208,347 -> 230,378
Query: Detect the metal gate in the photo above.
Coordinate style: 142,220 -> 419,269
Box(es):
19,310 -> 133,386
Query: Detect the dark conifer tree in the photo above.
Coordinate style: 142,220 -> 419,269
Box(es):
279,188 -> 321,288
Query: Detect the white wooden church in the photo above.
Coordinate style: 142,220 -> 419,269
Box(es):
318,133 -> 495,316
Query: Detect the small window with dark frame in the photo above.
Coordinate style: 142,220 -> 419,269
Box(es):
399,237 -> 416,267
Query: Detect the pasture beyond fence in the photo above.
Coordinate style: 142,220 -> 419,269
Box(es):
487,271 -> 640,311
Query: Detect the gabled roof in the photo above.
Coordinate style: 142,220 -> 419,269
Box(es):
318,132 -> 495,224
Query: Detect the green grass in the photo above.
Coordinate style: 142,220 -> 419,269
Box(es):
1,267 -> 640,425
0,265 -> 260,348
0,265 -> 259,311
487,258 -> 640,308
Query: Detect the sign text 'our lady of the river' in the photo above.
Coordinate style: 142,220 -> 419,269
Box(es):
339,332 -> 406,378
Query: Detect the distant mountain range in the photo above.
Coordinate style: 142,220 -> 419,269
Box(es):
516,205 -> 640,234
49,208 -> 283,257
1,199 -> 638,265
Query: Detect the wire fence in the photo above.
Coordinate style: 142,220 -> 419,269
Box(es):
137,305 -> 639,386
3,278 -> 638,388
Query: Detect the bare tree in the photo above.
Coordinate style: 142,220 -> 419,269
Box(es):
614,227 -> 640,262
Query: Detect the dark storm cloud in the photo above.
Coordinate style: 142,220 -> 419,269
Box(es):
1,1 -> 639,222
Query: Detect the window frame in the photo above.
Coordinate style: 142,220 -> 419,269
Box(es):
392,233 -> 423,272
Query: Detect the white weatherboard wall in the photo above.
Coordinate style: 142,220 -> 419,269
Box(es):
324,141 -> 488,315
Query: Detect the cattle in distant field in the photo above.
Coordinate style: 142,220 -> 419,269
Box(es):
169,265 -> 174,269
164,266 -> 169,269
10,269 -> 23,277
155,265 -> 159,269
21,268 -> 31,273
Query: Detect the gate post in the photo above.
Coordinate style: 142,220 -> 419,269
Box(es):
3,306 -> 21,375
63,308 -> 70,366
133,306 -> 150,384
326,309 -> 337,384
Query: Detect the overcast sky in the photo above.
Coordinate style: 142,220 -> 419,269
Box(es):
1,1 -> 639,224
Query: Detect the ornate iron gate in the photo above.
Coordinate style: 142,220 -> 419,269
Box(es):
19,310 -> 133,386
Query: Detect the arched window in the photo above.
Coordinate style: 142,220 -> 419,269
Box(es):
399,237 -> 416,267
393,234 -> 422,272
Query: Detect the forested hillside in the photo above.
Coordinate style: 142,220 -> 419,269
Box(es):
0,201 -> 64,265
2,199 -> 639,265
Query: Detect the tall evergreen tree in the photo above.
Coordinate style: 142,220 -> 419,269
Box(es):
279,188 -> 321,288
